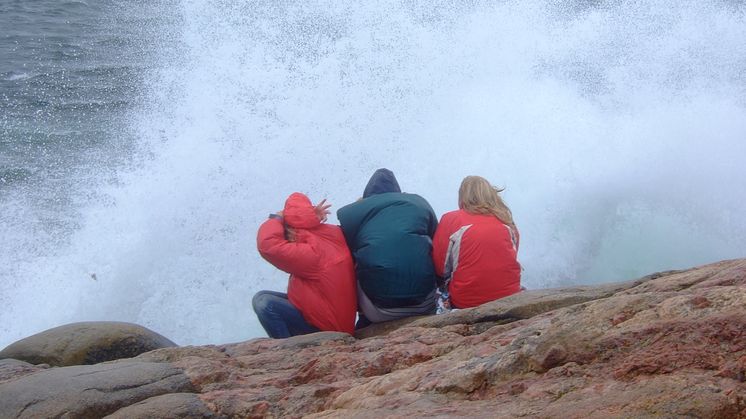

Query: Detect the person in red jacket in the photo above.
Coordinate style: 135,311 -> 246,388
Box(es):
254,192 -> 357,337
432,176 -> 521,313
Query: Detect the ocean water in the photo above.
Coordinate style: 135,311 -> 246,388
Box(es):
1,0 -> 745,348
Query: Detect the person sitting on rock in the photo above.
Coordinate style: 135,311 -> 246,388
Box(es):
432,175 -> 521,313
337,168 -> 439,329
254,192 -> 357,338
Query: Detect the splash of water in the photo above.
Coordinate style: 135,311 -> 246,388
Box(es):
2,0 -> 746,348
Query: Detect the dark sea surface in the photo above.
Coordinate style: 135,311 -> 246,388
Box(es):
1,1 -> 181,342
3,1 -> 141,179
1,0 -> 176,272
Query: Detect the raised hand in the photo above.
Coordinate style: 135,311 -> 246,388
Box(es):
314,199 -> 332,222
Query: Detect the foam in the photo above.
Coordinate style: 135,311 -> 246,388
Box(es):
2,0 -> 745,348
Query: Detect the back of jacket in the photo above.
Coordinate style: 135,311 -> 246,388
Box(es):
257,193 -> 357,334
337,192 -> 438,308
432,209 -> 521,309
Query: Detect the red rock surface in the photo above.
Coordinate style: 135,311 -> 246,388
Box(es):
1,258 -> 745,418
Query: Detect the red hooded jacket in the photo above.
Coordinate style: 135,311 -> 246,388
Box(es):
257,193 -> 356,334
432,209 -> 521,309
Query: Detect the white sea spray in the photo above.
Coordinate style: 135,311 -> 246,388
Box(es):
1,0 -> 745,348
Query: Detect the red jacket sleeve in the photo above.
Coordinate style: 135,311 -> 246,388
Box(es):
257,218 -> 319,277
432,213 -> 455,278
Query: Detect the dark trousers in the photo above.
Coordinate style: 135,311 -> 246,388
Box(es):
252,290 -> 319,339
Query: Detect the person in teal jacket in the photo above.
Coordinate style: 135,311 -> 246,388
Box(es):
337,168 -> 438,328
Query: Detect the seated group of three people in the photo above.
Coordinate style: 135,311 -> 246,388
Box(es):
253,169 -> 521,338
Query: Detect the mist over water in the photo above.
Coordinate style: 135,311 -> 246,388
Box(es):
2,0 -> 746,348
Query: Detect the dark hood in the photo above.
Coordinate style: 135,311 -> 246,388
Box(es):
363,168 -> 401,198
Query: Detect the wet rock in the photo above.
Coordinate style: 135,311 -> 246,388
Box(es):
0,321 -> 176,367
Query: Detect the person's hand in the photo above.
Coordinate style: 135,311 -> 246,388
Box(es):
276,210 -> 283,217
314,199 -> 331,222
285,227 -> 297,242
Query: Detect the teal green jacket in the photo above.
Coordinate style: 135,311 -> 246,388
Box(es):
337,192 -> 438,308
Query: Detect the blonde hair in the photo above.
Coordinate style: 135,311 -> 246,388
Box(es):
458,176 -> 515,226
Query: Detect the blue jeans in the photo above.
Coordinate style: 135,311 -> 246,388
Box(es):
252,290 -> 319,339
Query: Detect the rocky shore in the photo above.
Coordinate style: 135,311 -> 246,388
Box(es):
1,258 -> 745,418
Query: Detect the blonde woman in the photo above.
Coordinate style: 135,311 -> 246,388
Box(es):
432,176 -> 521,313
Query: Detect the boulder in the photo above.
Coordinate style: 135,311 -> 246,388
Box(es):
0,360 -> 194,419
0,321 -> 176,367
